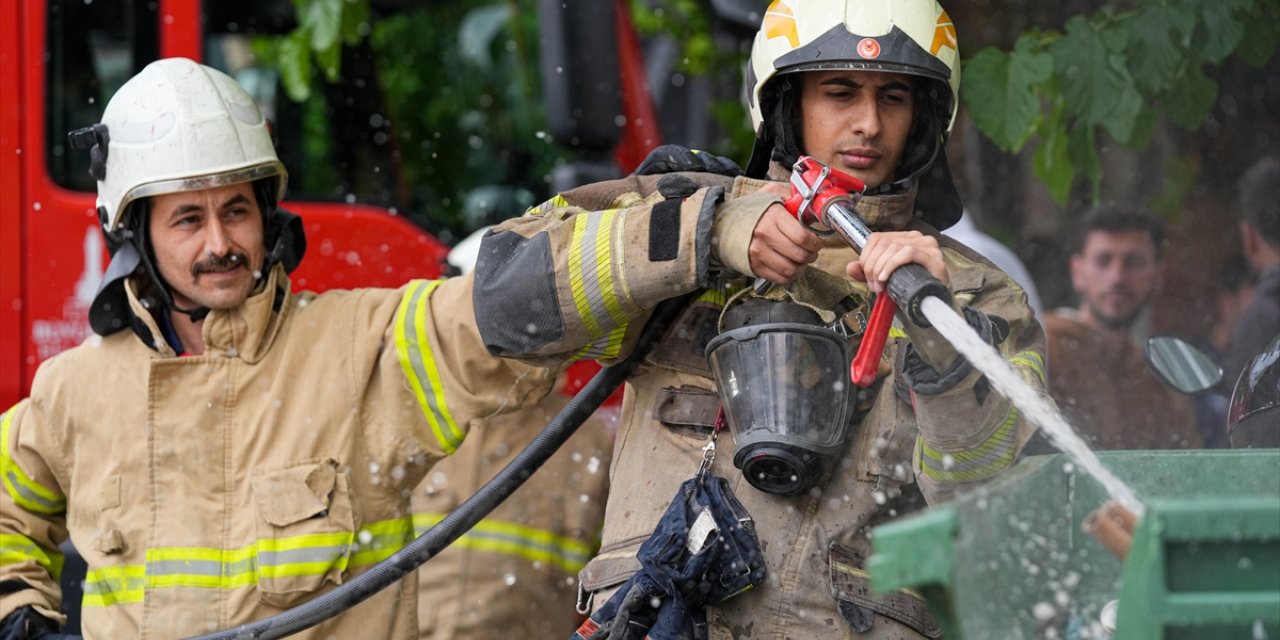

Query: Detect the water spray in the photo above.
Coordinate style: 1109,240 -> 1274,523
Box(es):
778,156 -> 1144,515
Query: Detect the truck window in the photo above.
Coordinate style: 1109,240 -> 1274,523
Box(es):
46,0 -> 158,192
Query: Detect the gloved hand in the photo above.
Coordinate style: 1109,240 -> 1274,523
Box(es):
0,606 -> 80,640
632,144 -> 742,177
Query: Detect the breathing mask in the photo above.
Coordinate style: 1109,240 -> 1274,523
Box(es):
706,298 -> 857,496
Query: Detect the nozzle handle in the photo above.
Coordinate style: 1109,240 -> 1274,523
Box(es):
884,263 -> 951,328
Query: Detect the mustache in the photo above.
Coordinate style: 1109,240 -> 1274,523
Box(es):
192,252 -> 251,277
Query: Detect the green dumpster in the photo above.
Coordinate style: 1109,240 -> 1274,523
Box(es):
868,450 -> 1280,639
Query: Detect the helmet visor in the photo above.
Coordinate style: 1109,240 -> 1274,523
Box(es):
111,161 -> 286,229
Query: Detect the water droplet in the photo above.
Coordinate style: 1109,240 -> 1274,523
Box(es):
504,573 -> 517,586
358,530 -> 373,545
1031,602 -> 1055,621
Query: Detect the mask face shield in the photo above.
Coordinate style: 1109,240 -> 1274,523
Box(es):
707,321 -> 855,495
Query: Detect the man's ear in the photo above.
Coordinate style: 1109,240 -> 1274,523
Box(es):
1069,253 -> 1084,293
1240,220 -> 1259,262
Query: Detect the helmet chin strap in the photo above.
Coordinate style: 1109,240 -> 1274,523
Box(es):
866,131 -> 944,197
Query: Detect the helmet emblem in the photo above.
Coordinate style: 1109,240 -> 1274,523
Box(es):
930,10 -> 958,55
763,1 -> 798,48
857,38 -> 881,59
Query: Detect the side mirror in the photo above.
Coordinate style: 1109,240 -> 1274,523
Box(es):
1144,336 -> 1224,394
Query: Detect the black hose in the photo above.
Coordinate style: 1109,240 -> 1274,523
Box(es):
187,293 -> 695,640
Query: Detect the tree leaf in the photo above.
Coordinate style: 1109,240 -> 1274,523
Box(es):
316,40 -> 342,82
1051,17 -> 1143,144
1127,4 -> 1183,92
1122,105 -> 1159,150
1199,0 -> 1248,63
1098,54 -> 1145,145
279,29 -> 312,102
458,5 -> 514,69
300,0 -> 343,52
1033,103 -> 1074,204
1162,62 -> 1217,129
1068,122 -> 1101,202
1236,0 -> 1280,67
961,36 -> 1052,152
341,0 -> 370,46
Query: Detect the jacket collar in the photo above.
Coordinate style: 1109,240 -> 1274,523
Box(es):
125,264 -> 291,361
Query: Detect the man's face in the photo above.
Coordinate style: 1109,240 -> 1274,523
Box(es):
1070,230 -> 1160,330
799,69 -> 915,190
148,183 -> 265,311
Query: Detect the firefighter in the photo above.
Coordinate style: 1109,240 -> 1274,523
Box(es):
0,58 -> 558,638
472,0 -> 1047,637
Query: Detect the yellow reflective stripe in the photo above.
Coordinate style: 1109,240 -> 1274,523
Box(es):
572,325 -> 628,361
918,407 -> 1020,483
888,326 -> 908,339
695,287 -> 728,307
527,194 -> 569,216
413,513 -> 595,574
81,518 -> 415,608
395,279 -> 465,454
349,518 -> 416,565
1010,349 -> 1046,385
830,556 -> 926,602
1,407 -> 65,515
83,564 -> 146,607
569,209 -> 627,339
0,533 -> 64,580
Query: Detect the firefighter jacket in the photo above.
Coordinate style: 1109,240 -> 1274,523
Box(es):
413,386 -> 613,639
0,265 -> 557,639
472,171 -> 1048,639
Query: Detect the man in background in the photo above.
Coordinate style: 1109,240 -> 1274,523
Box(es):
1223,156 -> 1280,391
1045,205 -> 1201,449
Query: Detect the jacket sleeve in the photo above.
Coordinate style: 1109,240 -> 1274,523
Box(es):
355,276 -> 566,482
472,174 -> 775,366
0,400 -> 68,624
900,245 -> 1049,503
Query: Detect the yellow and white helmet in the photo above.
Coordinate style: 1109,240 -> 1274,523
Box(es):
744,0 -> 963,228
77,57 -> 288,234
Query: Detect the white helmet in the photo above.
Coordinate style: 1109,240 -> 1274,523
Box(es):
77,57 -> 287,233
743,0 -> 963,228
70,58 -> 302,336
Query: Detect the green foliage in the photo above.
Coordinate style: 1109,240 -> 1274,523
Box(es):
276,0 -> 371,100
963,0 -> 1278,203
370,1 -> 562,236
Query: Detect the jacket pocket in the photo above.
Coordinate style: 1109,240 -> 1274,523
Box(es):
251,459 -> 355,608
829,543 -> 941,638
652,386 -> 719,439
576,535 -> 646,615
